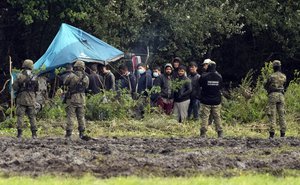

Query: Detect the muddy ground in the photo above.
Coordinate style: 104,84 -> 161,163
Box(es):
0,137 -> 299,177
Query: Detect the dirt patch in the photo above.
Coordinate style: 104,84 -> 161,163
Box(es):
0,137 -> 299,177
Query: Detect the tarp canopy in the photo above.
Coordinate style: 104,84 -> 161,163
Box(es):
34,23 -> 124,72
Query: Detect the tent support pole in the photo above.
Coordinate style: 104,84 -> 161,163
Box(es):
9,56 -> 13,118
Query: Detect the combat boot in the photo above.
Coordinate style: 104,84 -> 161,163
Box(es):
79,130 -> 92,141
280,131 -> 285,138
269,131 -> 275,139
65,130 -> 72,139
200,129 -> 206,138
217,131 -> 223,138
17,129 -> 22,139
31,130 -> 37,139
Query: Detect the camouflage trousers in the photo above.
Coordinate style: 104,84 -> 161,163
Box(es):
201,104 -> 222,132
267,92 -> 286,133
66,104 -> 86,132
16,104 -> 37,131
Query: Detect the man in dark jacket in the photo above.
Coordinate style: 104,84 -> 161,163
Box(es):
155,63 -> 174,115
173,65 -> 192,123
200,58 -> 214,125
100,64 -> 115,91
136,63 -> 153,95
199,61 -> 223,138
187,62 -> 201,120
88,64 -> 103,94
117,64 -> 136,95
150,66 -> 162,106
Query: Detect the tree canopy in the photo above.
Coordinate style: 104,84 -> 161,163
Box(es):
1,0 -> 300,82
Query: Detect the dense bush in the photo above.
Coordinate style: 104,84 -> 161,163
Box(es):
285,70 -> 300,116
37,93 -> 66,120
222,63 -> 300,124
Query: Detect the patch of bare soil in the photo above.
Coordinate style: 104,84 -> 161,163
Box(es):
0,137 -> 299,177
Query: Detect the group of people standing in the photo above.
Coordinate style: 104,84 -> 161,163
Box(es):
12,57 -> 287,140
150,58 -> 223,138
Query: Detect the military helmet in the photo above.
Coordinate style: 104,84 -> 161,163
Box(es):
22,59 -> 34,70
272,60 -> 281,67
74,60 -> 85,69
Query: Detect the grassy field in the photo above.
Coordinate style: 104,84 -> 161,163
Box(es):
0,113 -> 299,139
0,174 -> 299,185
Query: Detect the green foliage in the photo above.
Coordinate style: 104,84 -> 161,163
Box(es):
285,70 -> 300,116
37,94 -> 66,120
7,0 -> 92,25
86,90 -> 139,121
0,117 -> 16,129
238,0 -> 300,56
222,62 -> 273,124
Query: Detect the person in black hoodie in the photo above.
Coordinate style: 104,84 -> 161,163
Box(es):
173,65 -> 192,123
172,57 -> 182,78
199,61 -> 223,138
155,63 -> 174,115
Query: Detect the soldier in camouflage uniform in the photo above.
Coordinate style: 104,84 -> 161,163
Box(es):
13,59 -> 39,139
264,60 -> 287,138
64,60 -> 90,140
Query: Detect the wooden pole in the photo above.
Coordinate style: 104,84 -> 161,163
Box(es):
9,56 -> 13,118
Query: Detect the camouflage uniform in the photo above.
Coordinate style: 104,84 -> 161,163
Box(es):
201,104 -> 222,133
64,61 -> 89,138
12,59 -> 39,138
264,60 -> 286,137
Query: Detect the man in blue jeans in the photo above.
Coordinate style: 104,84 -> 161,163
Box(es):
187,62 -> 201,120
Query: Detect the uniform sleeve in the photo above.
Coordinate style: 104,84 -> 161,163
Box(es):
264,77 -> 271,91
63,74 -> 72,86
12,74 -> 25,92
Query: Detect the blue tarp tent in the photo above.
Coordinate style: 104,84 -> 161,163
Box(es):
34,23 -> 124,72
